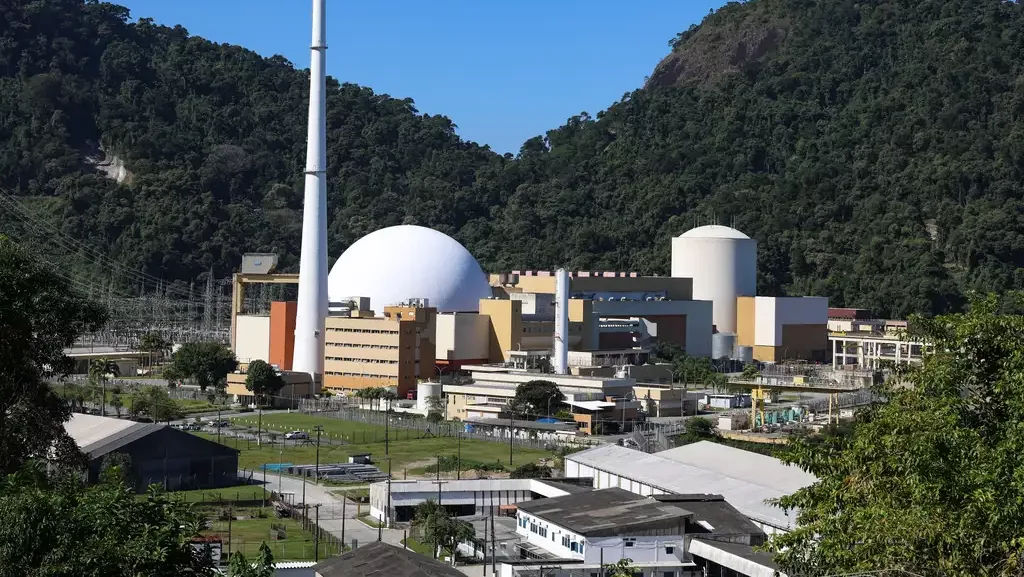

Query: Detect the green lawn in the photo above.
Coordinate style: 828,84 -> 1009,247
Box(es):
231,413 -> 388,440
159,485 -> 269,505
205,513 -> 338,561
198,420 -> 554,478
402,537 -> 433,556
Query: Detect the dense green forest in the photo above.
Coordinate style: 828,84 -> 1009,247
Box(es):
2,0 -> 1023,317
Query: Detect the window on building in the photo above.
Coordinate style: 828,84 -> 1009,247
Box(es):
562,535 -> 570,548
624,538 -> 636,548
539,527 -> 547,538
663,572 -> 675,577
665,546 -> 674,555
530,523 -> 537,533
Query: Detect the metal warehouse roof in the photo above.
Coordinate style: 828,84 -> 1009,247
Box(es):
655,441 -> 817,495
566,443 -> 815,531
64,414 -> 164,459
517,487 -> 691,537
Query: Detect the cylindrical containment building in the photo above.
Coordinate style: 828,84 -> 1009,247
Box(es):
712,332 -> 737,360
670,225 -> 757,335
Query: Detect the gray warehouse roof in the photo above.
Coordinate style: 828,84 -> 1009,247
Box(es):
516,487 -> 691,537
315,541 -> 467,577
64,414 -> 163,459
566,443 -> 815,530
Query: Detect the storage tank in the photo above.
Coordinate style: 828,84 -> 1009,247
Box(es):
734,345 -> 754,364
671,225 -> 757,334
416,382 -> 443,411
712,332 -> 736,360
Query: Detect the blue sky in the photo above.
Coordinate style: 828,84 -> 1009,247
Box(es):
116,0 -> 725,154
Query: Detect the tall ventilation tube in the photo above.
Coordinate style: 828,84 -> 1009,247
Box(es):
553,269 -> 570,375
293,0 -> 329,377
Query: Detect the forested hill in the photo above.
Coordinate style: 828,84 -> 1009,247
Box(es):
3,0 -> 1024,318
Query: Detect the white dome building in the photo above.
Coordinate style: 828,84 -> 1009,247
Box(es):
327,225 -> 493,314
670,225 -> 757,334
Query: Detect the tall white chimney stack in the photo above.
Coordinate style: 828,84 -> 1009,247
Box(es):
293,0 -> 329,377
553,268 -> 570,375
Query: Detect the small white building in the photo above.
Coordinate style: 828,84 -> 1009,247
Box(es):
507,488 -> 699,577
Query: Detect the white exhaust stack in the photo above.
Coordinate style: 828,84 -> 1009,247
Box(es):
553,268 -> 570,375
293,0 -> 329,377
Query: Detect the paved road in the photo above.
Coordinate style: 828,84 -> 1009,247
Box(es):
248,471 -> 405,550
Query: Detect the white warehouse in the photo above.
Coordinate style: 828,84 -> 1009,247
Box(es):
563,442 -> 816,534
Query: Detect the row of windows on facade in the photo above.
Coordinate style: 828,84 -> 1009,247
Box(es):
327,327 -> 400,335
519,515 -> 583,553
326,342 -> 400,350
325,371 -> 396,380
326,357 -> 399,365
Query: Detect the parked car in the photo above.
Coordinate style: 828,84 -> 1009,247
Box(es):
284,431 -> 309,440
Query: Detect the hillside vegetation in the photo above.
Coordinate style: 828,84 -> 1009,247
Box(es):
2,0 -> 1023,317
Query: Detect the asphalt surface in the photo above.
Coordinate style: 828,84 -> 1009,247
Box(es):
248,471 -> 405,550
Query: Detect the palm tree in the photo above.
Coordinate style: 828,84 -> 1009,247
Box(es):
89,358 -> 120,417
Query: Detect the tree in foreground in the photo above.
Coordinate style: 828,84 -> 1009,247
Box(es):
513,380 -> 565,418
228,542 -> 274,577
413,499 -> 474,564
510,462 -> 553,479
169,342 -> 238,391
0,468 -> 214,576
130,387 -> 184,423
769,294 -> 1024,576
0,237 -> 106,475
425,394 -> 445,423
244,359 -> 285,404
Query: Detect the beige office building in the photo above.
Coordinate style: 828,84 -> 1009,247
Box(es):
323,305 -> 436,398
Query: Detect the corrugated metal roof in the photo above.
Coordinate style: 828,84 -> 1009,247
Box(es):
655,441 -> 817,494
64,414 -> 162,459
566,444 -> 813,530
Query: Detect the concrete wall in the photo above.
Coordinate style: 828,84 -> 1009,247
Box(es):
269,301 -> 297,370
435,312 -> 491,362
479,299 -> 522,363
235,315 -> 271,363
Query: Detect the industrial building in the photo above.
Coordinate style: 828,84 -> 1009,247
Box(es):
230,223 -> 831,404
368,478 -> 594,524
64,414 -> 239,492
513,488 -> 697,573
827,308 -> 931,369
224,368 -> 320,408
563,441 -> 817,534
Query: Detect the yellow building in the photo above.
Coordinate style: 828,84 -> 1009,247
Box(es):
323,304 -> 436,398
225,369 -> 320,409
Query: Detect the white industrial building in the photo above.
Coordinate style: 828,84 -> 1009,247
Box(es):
671,225 -> 757,335
368,478 -> 594,524
509,488 -> 699,577
563,442 -> 816,534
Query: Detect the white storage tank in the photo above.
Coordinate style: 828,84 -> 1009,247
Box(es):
416,382 -> 443,411
671,225 -> 757,334
712,332 -> 736,360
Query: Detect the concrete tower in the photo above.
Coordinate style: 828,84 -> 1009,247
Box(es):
293,0 -> 329,377
553,268 -> 570,375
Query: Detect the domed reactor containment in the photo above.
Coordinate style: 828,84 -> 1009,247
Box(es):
327,225 -> 493,314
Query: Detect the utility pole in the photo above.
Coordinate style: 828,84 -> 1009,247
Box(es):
217,406 -> 222,444
385,457 -> 393,529
457,430 -> 462,480
385,396 -> 390,457
509,408 -> 514,466
314,425 -> 323,482
340,493 -> 347,547
256,394 -> 263,446
227,503 -> 233,559
314,504 -> 322,562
